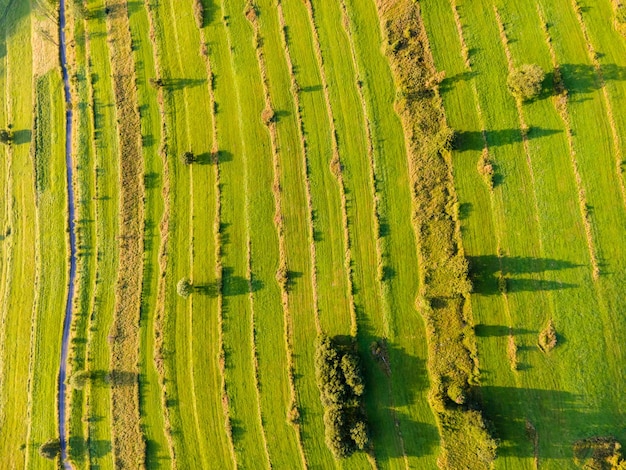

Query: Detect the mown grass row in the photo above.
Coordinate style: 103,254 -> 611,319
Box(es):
194,2 -> 237,465
0,2 -> 37,465
274,1 -> 341,466
125,1 -> 171,466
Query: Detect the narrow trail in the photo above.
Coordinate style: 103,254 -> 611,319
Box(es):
57,0 -> 77,467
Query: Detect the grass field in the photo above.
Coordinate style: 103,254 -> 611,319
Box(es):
1,0 -> 625,468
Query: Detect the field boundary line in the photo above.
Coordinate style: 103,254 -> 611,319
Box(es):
536,4 -> 601,279
303,0 -> 358,338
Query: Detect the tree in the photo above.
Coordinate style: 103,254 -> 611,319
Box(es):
39,439 -> 61,460
177,277 -> 192,298
0,129 -> 12,145
507,64 -> 545,101
181,151 -> 195,165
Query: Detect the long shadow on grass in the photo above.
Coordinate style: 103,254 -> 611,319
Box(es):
358,318 -> 439,461
193,267 -> 264,297
453,127 -> 562,152
479,386 -> 624,460
468,255 -> 580,296
560,63 -> 626,101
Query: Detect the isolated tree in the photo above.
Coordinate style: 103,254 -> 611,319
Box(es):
39,439 -> 61,460
507,64 -> 545,101
177,277 -> 192,298
181,151 -> 195,165
0,129 -> 12,145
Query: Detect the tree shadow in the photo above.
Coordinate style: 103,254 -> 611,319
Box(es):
68,438 -> 111,462
439,70 -> 478,93
12,129 -> 31,145
474,324 -> 534,337
193,267 -> 264,297
479,386 -> 625,460
194,150 -> 233,165
559,63 -> 626,101
453,127 -> 562,152
467,255 -> 581,296
161,78 -> 206,91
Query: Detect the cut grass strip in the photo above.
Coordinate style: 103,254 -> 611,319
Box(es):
196,6 -> 239,467
147,0 -> 205,465
278,0 -> 353,465
302,0 -> 357,339
340,0 -> 441,466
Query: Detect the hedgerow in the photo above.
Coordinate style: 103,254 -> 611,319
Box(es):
315,335 -> 369,459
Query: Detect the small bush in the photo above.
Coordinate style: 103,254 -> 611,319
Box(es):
181,151 -> 195,165
177,278 -> 192,298
573,436 -> 626,469
261,106 -> 275,126
39,439 -> 61,460
507,64 -> 545,101
477,149 -> 494,189
538,319 -> 557,352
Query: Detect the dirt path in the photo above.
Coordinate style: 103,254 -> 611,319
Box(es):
57,0 -> 77,467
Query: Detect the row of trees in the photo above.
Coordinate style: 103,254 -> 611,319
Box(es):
315,335 -> 369,459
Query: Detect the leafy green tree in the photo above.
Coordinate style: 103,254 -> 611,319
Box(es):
507,64 -> 545,101
177,278 -> 192,298
39,439 -> 61,460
